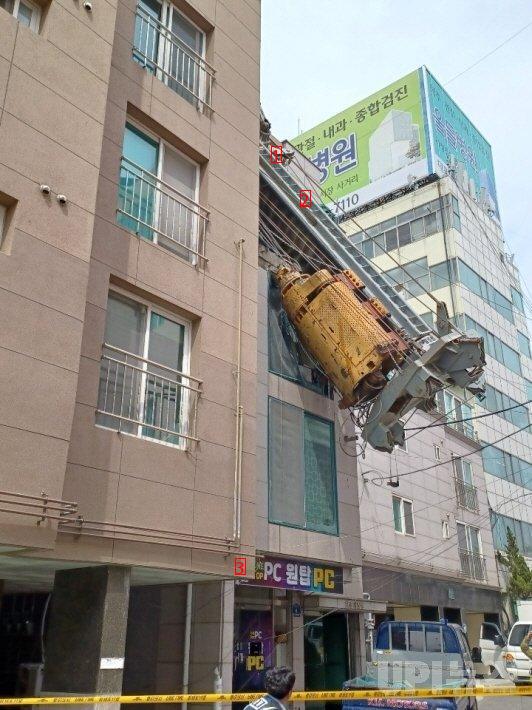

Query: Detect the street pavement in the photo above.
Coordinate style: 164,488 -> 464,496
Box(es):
477,679 -> 532,708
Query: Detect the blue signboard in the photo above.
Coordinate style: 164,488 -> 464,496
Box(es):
424,68 -> 499,217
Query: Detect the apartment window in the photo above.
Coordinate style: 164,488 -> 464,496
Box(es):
117,122 -> 207,263
353,195 -> 457,256
511,286 -> 525,314
518,331 -> 531,359
442,519 -> 450,539
452,456 -> 478,512
268,275 -> 332,396
268,398 -> 338,535
483,383 -> 529,429
457,522 -> 485,579
457,261 -> 514,324
438,391 -> 476,440
133,0 -> 213,111
491,512 -> 532,557
434,444 -> 441,460
96,291 -> 199,448
0,0 -> 40,30
392,496 -> 415,536
481,443 -> 532,490
465,316 -> 522,375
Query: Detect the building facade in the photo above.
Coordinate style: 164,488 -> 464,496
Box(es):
342,172 -> 530,640
0,0 -> 261,698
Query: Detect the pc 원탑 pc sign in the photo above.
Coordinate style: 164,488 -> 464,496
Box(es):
292,66 -> 499,218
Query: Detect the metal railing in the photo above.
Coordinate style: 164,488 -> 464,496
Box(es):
133,6 -> 215,112
458,548 -> 487,580
117,156 -> 208,264
454,476 -> 479,512
96,343 -> 202,446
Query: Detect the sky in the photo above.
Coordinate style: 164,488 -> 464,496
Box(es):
260,0 -> 532,291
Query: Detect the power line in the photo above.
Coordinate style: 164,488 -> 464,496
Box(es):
404,398 -> 532,432
369,422 -> 531,484
445,20 -> 532,85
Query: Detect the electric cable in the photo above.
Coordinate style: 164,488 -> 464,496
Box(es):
404,398 -> 532,431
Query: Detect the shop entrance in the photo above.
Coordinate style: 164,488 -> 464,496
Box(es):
304,613 -> 348,709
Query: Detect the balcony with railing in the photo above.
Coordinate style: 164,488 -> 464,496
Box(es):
459,548 -> 487,581
117,156 -> 208,265
133,6 -> 215,113
96,344 -> 201,448
454,476 -> 479,512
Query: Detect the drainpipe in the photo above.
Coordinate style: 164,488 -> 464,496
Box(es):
182,583 -> 193,710
233,239 -> 245,542
437,181 -> 459,321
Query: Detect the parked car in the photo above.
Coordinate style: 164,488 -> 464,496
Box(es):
503,621 -> 532,684
342,620 -> 479,710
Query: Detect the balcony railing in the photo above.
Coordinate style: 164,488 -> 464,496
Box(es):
133,6 -> 215,113
117,156 -> 208,265
96,343 -> 202,447
459,549 -> 487,581
454,477 -> 479,512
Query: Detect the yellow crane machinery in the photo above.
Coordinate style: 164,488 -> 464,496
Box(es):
276,266 -> 410,408
275,264 -> 485,451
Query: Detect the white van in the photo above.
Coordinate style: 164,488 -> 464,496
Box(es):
503,621 -> 532,684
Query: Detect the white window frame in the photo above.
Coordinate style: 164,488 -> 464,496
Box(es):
456,521 -> 483,555
442,519 -> 450,539
2,0 -> 41,30
124,118 -> 201,261
97,287 -> 192,450
393,495 -> 415,536
434,444 -> 441,460
143,0 -> 208,108
0,204 -> 6,247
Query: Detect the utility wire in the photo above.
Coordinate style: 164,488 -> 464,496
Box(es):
369,422 -> 531,484
445,20 -> 532,85
404,398 -> 532,431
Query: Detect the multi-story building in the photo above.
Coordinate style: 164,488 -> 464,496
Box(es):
291,67 -> 521,651
343,181 -> 508,648
343,173 -> 532,611
0,0 -> 262,698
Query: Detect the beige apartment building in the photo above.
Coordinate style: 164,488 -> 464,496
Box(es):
0,0 -> 262,697
0,0 -> 372,701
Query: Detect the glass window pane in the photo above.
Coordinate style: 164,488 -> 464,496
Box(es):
410,217 -> 425,240
104,292 -> 146,355
403,500 -> 414,535
397,222 -> 411,247
408,623 -> 424,652
268,399 -> 305,527
17,0 -> 34,25
304,415 -> 337,534
511,287 -> 525,314
119,124 -> 159,239
457,522 -> 467,550
391,625 -> 406,651
518,332 -> 531,358
392,496 -> 402,533
426,626 -> 442,652
424,211 -> 438,235
385,229 -> 397,252
148,311 -> 185,370
0,0 -> 15,13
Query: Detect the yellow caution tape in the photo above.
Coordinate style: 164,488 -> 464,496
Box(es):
0,686 -> 530,705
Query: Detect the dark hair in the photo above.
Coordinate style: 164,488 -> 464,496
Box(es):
264,666 -> 296,699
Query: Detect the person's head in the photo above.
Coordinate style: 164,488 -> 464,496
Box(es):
264,666 -> 296,701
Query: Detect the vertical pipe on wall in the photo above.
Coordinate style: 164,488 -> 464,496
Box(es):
182,583 -> 193,710
233,239 -> 245,541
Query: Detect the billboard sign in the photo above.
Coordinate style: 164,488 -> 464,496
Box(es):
292,69 -> 429,215
293,67 -> 498,218
424,69 -> 499,217
240,555 -> 344,593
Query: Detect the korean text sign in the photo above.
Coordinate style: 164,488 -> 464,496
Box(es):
242,556 -> 344,593
292,69 -> 428,215
424,69 -> 499,217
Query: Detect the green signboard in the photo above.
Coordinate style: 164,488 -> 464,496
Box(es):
292,69 -> 429,215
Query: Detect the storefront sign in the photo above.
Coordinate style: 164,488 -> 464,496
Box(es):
241,556 -> 343,594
